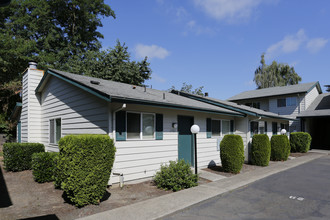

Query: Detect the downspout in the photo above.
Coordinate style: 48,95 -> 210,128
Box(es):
111,103 -> 126,188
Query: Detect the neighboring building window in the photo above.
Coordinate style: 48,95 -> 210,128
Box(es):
277,98 -> 286,107
286,97 -> 297,106
245,102 -> 260,109
50,118 -> 61,144
222,120 -> 230,135
127,112 -> 155,140
211,120 -> 221,136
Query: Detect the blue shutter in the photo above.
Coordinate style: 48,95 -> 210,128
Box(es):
265,121 -> 268,133
155,114 -> 163,140
116,111 -> 126,141
206,118 -> 212,138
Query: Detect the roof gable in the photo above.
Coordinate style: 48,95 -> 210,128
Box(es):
228,82 -> 322,101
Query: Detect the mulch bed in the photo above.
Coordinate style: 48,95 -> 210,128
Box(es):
0,156 -> 208,220
202,163 -> 264,177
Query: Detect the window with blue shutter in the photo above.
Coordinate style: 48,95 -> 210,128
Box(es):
155,114 -> 163,140
230,120 -> 234,134
206,118 -> 212,138
116,111 -> 126,141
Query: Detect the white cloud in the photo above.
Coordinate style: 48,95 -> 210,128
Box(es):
265,29 -> 307,59
193,0 -> 274,23
306,38 -> 328,53
135,44 -> 170,59
184,20 -> 215,36
152,73 -> 167,83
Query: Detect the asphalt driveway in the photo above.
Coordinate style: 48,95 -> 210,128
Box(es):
164,155 -> 330,220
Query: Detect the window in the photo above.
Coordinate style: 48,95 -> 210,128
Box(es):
250,121 -> 259,137
127,113 -> 141,139
286,97 -> 297,106
127,112 -> 155,140
245,102 -> 260,109
272,122 -> 278,135
210,119 -> 233,137
277,98 -> 286,107
222,120 -> 230,135
259,121 -> 266,134
50,118 -> 61,144
211,120 -> 221,136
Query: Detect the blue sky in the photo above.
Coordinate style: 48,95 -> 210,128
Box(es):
99,0 -> 330,100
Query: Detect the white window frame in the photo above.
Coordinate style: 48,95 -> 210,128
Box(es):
126,111 -> 156,140
221,120 -> 231,136
49,117 -> 61,145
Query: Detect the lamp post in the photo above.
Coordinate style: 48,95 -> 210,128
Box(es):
191,124 -> 200,175
281,129 -> 287,135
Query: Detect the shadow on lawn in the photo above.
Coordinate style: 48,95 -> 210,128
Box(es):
0,166 -> 12,208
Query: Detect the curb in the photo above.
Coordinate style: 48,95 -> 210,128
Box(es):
77,153 -> 325,220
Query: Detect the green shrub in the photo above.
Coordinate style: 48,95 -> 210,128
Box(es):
220,134 -> 245,174
32,152 -> 58,183
56,134 -> 116,207
153,159 -> 198,192
270,135 -> 290,161
3,143 -> 45,171
251,134 -> 271,166
290,132 -> 312,153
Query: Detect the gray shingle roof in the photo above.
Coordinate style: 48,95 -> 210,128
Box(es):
172,90 -> 294,120
298,93 -> 330,118
40,69 -> 242,116
228,82 -> 321,101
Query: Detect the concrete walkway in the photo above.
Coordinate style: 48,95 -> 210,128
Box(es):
78,152 -> 327,220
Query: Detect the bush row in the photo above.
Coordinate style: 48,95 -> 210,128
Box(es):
219,132 -> 311,172
3,143 -> 45,171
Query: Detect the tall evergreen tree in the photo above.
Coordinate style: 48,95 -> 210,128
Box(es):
0,0 -> 115,84
63,40 -> 151,85
254,54 -> 302,89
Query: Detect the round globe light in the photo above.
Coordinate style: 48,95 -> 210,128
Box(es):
281,129 -> 287,135
191,124 -> 200,134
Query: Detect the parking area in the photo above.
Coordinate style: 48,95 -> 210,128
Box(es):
164,155 -> 330,220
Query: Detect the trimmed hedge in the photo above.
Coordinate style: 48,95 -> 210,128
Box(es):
55,134 -> 116,207
270,135 -> 290,161
3,143 -> 45,171
220,134 -> 245,174
251,134 -> 271,166
153,159 -> 198,192
32,152 -> 58,183
290,132 -> 312,153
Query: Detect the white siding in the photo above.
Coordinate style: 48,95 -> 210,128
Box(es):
110,104 -> 237,183
40,76 -> 108,152
20,69 -> 43,143
235,117 -> 249,161
304,86 -> 319,110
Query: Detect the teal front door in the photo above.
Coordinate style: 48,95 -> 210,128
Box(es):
178,115 -> 194,166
